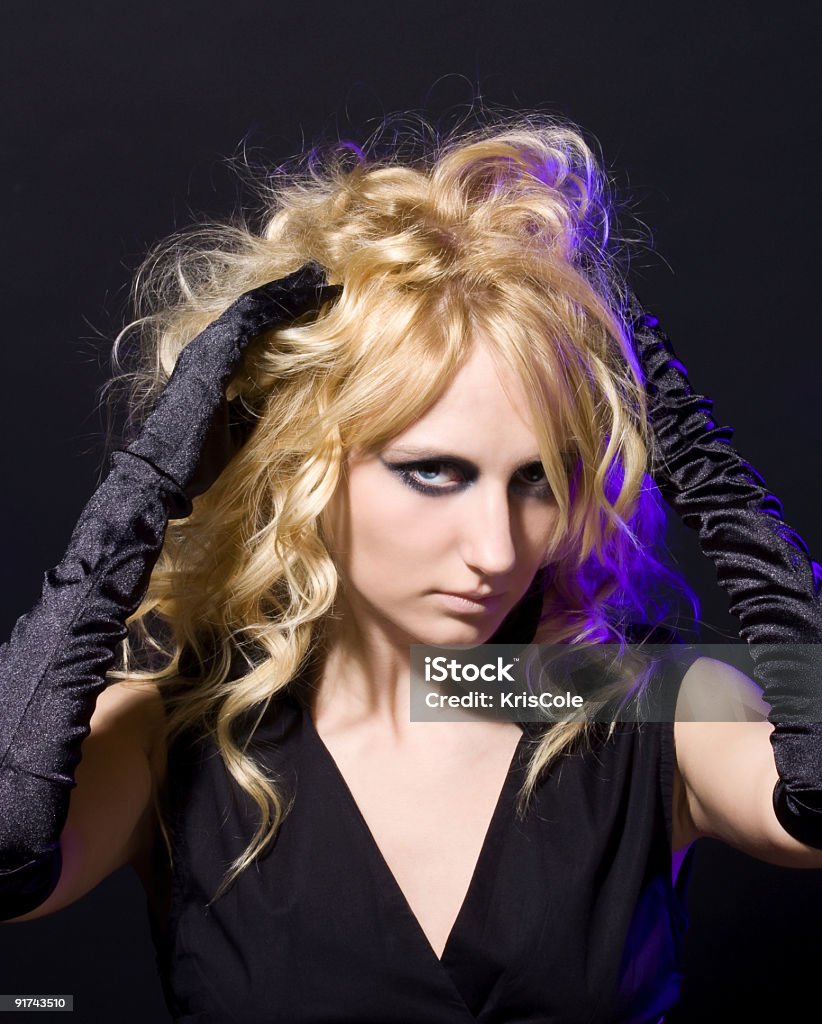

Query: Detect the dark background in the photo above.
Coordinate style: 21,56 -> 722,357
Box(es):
2,1 -> 821,1020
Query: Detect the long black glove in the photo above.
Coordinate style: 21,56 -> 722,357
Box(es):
628,299 -> 822,847
0,262 -> 340,919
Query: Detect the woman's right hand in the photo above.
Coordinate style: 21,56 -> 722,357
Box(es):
0,261 -> 339,920
119,261 -> 340,511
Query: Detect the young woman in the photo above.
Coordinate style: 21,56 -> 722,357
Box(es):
2,114 -> 820,1023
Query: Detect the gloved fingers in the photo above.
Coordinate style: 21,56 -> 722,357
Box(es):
124,261 -> 341,499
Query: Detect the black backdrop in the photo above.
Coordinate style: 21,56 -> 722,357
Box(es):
2,1 -> 821,1020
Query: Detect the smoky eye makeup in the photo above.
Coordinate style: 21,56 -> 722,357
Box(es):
379,455 -> 554,499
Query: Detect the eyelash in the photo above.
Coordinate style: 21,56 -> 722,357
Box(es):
387,459 -> 553,499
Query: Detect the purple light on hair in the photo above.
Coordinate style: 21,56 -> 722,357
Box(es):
306,139 -> 367,178
335,139 -> 367,162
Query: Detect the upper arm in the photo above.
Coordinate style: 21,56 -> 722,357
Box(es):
2,679 -> 167,923
673,656 -> 822,868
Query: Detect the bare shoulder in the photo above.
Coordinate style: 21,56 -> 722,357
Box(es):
671,655 -> 772,853
95,678 -> 168,775
671,656 -> 822,867
96,678 -> 170,866
675,655 -> 772,722
84,677 -> 169,806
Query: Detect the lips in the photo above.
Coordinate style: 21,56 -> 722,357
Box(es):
433,590 -> 504,613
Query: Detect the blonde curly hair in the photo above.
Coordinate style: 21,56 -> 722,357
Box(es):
106,110 -> 692,902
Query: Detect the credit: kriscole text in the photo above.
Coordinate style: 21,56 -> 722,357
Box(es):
424,691 -> 584,709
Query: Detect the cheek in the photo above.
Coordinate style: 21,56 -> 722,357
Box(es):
350,497 -> 450,571
336,473 -> 439,582
351,468 -> 455,546
518,505 -> 560,564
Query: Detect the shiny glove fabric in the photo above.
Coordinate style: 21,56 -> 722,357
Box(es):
628,300 -> 822,847
0,263 -> 340,919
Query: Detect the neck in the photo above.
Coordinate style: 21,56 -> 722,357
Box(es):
308,597 -> 415,740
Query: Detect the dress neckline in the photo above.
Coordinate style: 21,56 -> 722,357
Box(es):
294,690 -> 529,966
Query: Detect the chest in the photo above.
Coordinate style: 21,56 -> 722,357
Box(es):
314,723 -> 525,960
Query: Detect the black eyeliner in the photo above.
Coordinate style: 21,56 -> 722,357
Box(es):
380,456 -> 553,499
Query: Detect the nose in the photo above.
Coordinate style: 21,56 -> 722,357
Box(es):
458,484 -> 519,578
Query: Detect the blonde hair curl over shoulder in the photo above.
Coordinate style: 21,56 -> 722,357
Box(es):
106,110 -> 692,902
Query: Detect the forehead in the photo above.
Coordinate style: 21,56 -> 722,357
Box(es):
384,343 -> 538,455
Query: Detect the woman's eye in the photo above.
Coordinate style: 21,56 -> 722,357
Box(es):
518,463 -> 546,484
513,462 -> 553,497
413,462 -> 459,483
386,458 -> 552,499
399,461 -> 466,493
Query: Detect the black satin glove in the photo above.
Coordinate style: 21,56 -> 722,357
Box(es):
628,297 -> 822,847
119,260 -> 341,507
0,262 -> 340,919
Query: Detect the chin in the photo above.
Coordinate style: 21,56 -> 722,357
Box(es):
411,617 -> 500,648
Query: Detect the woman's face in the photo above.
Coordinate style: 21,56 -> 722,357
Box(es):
324,342 -> 559,648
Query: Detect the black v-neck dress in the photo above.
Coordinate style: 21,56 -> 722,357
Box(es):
146,648 -> 700,1023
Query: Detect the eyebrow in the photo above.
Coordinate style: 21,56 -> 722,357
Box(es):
382,445 -> 544,466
